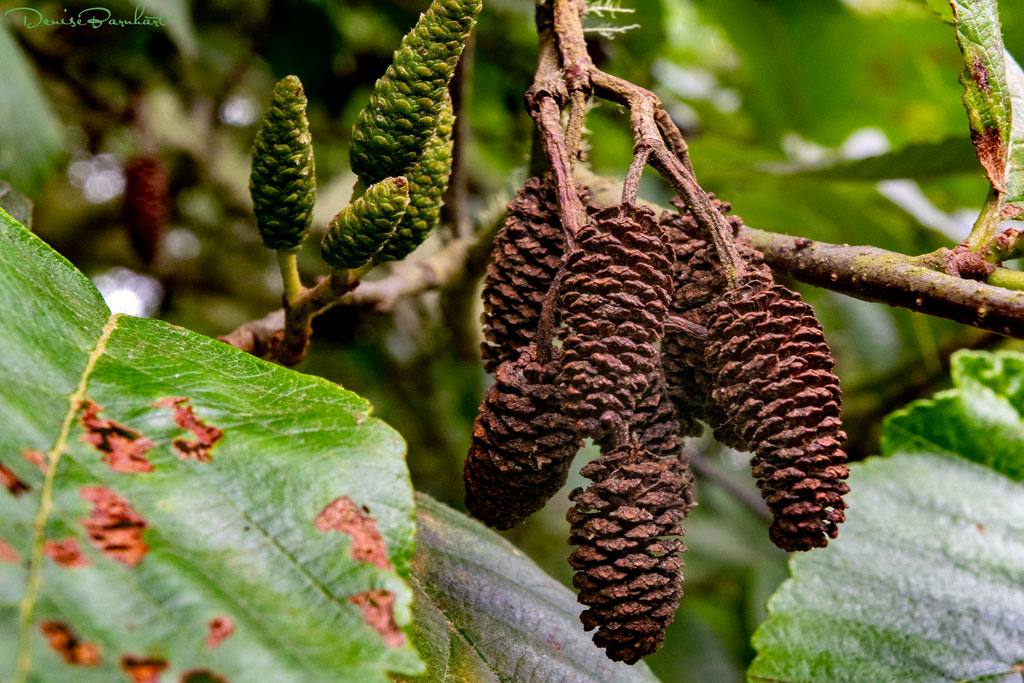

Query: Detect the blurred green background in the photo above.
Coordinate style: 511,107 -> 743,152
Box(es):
2,0 -> 1023,679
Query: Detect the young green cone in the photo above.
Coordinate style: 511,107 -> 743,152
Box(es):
376,101 -> 454,262
322,177 -> 410,269
348,0 -> 480,184
249,75 -> 316,251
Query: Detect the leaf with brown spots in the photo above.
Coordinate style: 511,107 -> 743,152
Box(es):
316,496 -> 392,571
205,616 -> 235,649
952,0 -> 1024,205
0,460 -> 29,497
39,621 -> 101,666
152,397 -> 224,463
181,669 -> 228,683
120,655 -> 169,683
79,400 -> 155,473
0,536 -> 19,564
349,589 -> 404,648
80,486 -> 149,568
0,210 -> 422,680
21,449 -> 46,473
43,538 -> 91,568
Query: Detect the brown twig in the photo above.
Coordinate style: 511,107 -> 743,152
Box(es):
744,228 -> 1024,339
218,229 -> 487,363
577,165 -> 1024,341
527,0 -> 745,283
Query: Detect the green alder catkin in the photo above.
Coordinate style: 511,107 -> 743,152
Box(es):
348,0 -> 480,185
377,99 -> 454,262
322,177 -> 410,269
249,75 -> 317,251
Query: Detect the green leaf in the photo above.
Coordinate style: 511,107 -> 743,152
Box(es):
404,494 -> 661,683
0,23 -> 62,195
883,350 -> 1024,481
765,136 -> 980,181
0,208 -> 423,681
952,0 -> 1024,206
749,350 -> 1024,682
748,453 -> 1024,682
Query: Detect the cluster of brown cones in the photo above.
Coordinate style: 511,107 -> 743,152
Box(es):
465,177 -> 849,664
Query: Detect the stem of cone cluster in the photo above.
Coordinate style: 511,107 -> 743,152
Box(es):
278,250 -> 304,307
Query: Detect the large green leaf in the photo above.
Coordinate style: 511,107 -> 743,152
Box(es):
748,350 -> 1024,682
883,350 -> 1024,481
0,23 -> 62,196
404,494 -> 661,683
953,0 -> 1024,207
0,207 -> 423,681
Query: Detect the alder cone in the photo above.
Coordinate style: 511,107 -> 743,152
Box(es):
704,273 -> 849,552
463,344 -> 582,529
123,156 -> 170,265
479,177 -> 589,372
660,196 -> 769,439
558,204 -> 674,439
567,443 -> 692,663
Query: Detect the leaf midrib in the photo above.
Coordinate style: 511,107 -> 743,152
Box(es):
14,312 -> 120,683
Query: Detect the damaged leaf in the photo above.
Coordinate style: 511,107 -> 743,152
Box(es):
152,397 -> 224,463
120,655 -> 168,683
79,401 -> 155,474
39,621 -> 101,667
42,539 -> 90,569
80,486 -> 150,569
204,617 -> 234,650
0,210 -> 421,680
316,496 -> 392,570
952,0 -> 1024,207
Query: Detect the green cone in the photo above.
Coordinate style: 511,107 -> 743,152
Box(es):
377,100 -> 454,262
322,177 -> 410,269
349,0 -> 480,184
249,75 -> 317,251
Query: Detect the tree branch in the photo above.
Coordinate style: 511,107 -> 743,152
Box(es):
576,165 -> 1024,340
744,228 -> 1024,339
218,230 -> 490,363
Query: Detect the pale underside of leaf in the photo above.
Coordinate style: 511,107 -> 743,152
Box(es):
406,494 -> 662,683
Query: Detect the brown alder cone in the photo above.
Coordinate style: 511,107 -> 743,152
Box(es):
567,442 -> 692,663
463,344 -> 583,529
704,272 -> 849,552
480,177 -> 591,372
558,204 -> 674,439
123,156 -> 171,265
660,196 -> 770,440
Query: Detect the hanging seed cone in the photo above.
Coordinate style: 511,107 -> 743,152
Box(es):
322,177 -> 409,269
567,442 -> 693,664
249,75 -> 316,252
479,177 -> 591,372
660,196 -> 770,439
464,344 -> 583,529
376,100 -> 454,262
558,204 -> 674,439
349,0 -> 481,184
123,155 -> 170,265
704,272 -> 849,552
